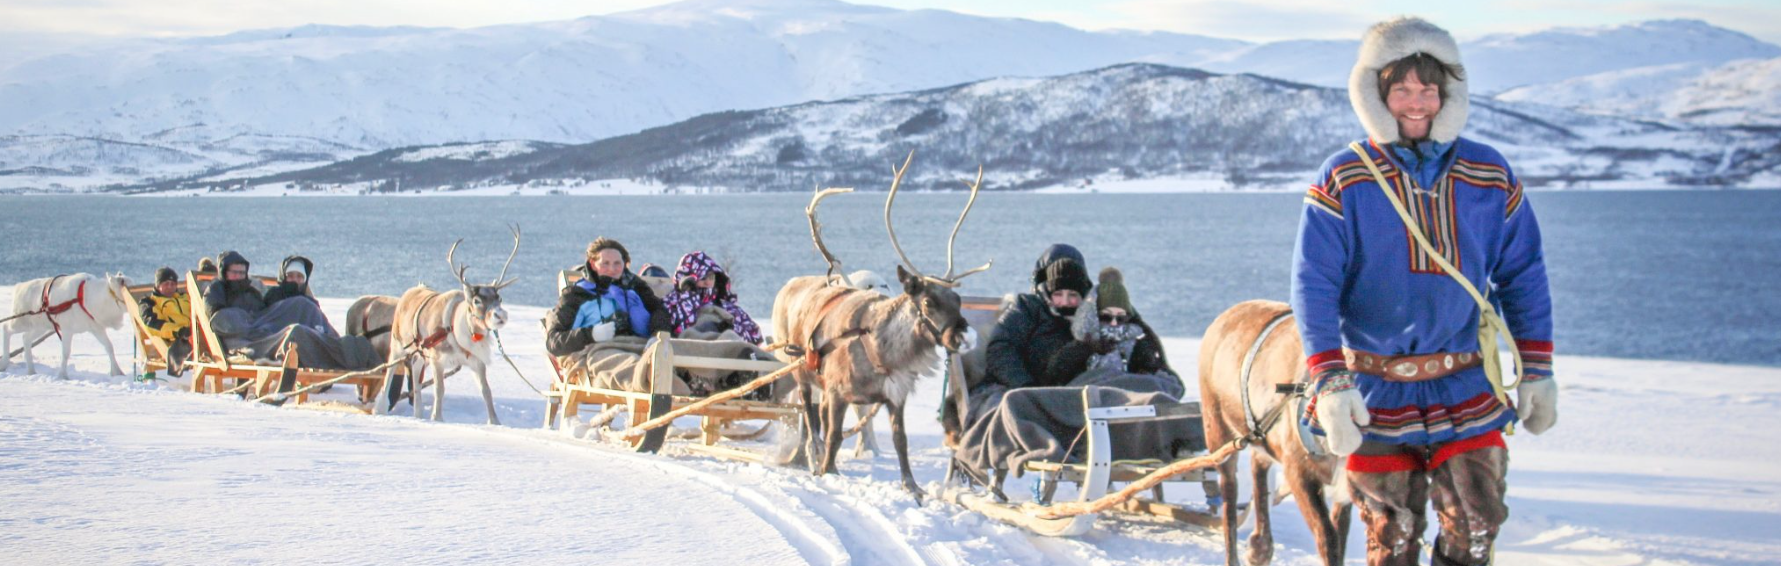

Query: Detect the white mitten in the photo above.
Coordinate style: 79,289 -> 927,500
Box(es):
591,321 -> 617,342
1517,378 -> 1558,434
1313,372 -> 1370,456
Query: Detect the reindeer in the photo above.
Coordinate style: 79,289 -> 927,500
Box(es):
373,225 -> 521,425
772,152 -> 990,504
2,273 -> 133,379
1200,299 -> 1351,566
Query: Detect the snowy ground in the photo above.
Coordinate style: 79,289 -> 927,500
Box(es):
3,291 -> 1778,565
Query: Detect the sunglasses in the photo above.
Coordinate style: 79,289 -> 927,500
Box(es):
1098,312 -> 1130,324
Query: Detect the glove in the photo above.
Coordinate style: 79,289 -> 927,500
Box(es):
1516,377 -> 1558,434
1311,371 -> 1369,456
590,321 -> 616,342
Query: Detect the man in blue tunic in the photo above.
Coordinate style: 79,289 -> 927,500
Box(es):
1291,17 -> 1561,566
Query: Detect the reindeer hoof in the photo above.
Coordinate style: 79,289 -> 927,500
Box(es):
905,482 -> 927,507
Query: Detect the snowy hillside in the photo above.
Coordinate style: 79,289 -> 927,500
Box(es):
1498,56 -> 1781,126
192,64 -> 1781,194
2,0 -> 1777,191
4,291 -> 1779,565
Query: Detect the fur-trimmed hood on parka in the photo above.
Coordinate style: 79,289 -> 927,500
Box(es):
1349,17 -> 1468,144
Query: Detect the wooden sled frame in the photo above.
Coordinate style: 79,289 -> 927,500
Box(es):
939,295 -> 1226,536
182,271 -> 384,411
541,269 -> 803,460
124,281 -> 179,376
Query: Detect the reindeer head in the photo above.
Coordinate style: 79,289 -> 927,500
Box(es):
447,223 -> 522,332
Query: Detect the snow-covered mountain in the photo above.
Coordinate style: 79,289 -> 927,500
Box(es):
1497,56 -> 1781,126
182,64 -> 1778,195
2,0 -> 1777,192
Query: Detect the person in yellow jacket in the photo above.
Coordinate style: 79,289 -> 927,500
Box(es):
138,267 -> 192,375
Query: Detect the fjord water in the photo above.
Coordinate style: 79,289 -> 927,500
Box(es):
2,191 -> 1776,366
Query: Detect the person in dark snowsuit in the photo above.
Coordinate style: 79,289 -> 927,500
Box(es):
204,251 -> 374,370
261,255 -> 317,308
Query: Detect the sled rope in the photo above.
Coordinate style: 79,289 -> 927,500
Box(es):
249,343 -> 425,405
623,363 -> 798,438
1032,436 -> 1249,519
491,330 -> 547,398
1350,142 -> 1524,432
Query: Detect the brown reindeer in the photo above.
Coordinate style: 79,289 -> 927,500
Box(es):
373,225 -> 521,425
1200,299 -> 1351,565
771,153 -> 990,504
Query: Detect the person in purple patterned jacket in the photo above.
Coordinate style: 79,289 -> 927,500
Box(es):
663,251 -> 762,345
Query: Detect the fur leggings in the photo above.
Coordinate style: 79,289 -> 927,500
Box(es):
1346,431 -> 1508,566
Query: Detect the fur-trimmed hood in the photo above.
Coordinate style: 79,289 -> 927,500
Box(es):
1349,17 -> 1468,144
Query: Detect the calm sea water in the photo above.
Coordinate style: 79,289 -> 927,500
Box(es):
3,191 -> 1777,367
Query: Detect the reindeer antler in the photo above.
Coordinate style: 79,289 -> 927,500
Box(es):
446,238 -> 471,288
807,184 -> 854,283
491,223 -> 521,288
942,164 -> 993,282
883,150 -> 941,284
884,151 -> 992,288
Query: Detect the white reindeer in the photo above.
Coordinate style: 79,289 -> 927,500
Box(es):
2,273 -> 133,378
374,225 -> 520,425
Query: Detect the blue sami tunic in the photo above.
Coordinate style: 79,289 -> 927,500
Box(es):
1291,137 -> 1555,446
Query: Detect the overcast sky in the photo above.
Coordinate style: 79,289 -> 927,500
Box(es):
2,0 -> 1777,44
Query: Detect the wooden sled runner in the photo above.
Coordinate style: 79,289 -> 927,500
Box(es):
541,269 -> 804,461
938,295 -> 1232,536
182,271 -> 385,412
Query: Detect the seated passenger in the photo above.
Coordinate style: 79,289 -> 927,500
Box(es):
203,251 -> 375,370
262,256 -> 317,307
547,237 -> 672,357
1043,267 -> 1181,397
663,251 -> 762,345
139,267 -> 193,374
952,245 -> 1203,481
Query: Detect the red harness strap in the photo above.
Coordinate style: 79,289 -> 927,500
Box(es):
36,275 -> 94,339
802,289 -> 871,372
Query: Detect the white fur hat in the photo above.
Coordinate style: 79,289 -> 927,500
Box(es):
1349,17 -> 1468,144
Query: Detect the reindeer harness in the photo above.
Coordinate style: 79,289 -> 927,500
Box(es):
30,275 -> 96,339
1239,309 -> 1327,458
802,289 -> 876,373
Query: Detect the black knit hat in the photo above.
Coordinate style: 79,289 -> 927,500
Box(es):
155,267 -> 177,284
1041,258 -> 1091,295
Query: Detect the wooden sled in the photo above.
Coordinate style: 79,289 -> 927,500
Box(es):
182,271 -> 385,412
938,296 -> 1230,536
541,269 -> 803,461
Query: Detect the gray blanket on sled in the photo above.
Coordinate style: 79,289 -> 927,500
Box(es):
561,334 -> 787,398
210,299 -> 379,370
954,368 -> 1204,476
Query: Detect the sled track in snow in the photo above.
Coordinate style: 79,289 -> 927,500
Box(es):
515,429 -> 966,566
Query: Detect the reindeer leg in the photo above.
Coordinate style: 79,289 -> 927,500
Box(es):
430,359 -> 447,421
1248,452 -> 1277,566
1331,496 -> 1354,565
1282,464 -> 1338,566
57,330 -> 72,379
888,401 -> 924,506
799,382 -> 824,474
473,361 -> 499,426
375,357 -> 400,414
850,403 -> 880,460
820,394 -> 846,476
410,359 -> 424,419
1218,453 -> 1242,566
0,323 -> 11,371
95,329 -> 123,376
